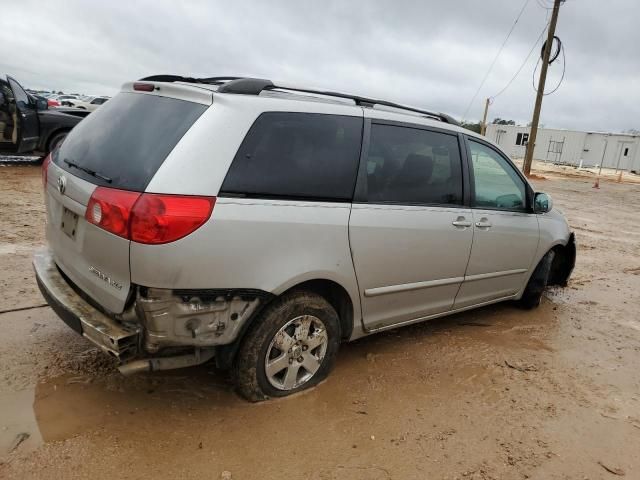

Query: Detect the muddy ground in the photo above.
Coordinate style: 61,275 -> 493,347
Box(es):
1,163 -> 639,479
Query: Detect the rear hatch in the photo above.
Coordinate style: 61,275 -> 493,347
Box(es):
45,85 -> 209,313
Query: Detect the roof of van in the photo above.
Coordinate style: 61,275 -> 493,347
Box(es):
137,75 -> 461,127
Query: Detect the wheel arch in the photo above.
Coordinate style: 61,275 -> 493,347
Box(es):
45,127 -> 71,154
215,277 -> 355,370
517,233 -> 576,298
282,279 -> 354,341
548,233 -> 576,286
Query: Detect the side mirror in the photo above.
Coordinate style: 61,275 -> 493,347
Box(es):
35,97 -> 48,111
534,192 -> 553,213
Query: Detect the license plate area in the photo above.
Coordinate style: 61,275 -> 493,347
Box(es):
61,207 -> 79,239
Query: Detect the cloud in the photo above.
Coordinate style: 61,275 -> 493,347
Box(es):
1,0 -> 637,132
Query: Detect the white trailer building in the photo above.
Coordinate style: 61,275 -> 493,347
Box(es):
485,124 -> 640,172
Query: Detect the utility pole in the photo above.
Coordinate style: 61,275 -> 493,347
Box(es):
522,0 -> 562,176
480,98 -> 490,136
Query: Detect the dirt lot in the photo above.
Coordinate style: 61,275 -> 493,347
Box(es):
1,163 -> 639,479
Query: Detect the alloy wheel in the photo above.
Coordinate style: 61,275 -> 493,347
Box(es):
264,315 -> 328,390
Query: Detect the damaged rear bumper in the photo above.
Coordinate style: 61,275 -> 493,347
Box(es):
33,249 -> 139,360
33,248 -> 272,369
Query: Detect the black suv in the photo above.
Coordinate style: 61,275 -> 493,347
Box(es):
0,74 -> 89,158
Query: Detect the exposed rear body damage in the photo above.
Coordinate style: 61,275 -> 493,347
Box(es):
34,251 -> 139,359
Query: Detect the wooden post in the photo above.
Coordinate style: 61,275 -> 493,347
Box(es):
480,98 -> 490,136
523,0 -> 562,176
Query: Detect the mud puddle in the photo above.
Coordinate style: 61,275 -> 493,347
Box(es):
1,300 -> 562,463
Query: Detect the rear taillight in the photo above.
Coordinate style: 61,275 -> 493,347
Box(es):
42,154 -> 52,188
85,187 -> 215,244
130,194 -> 215,244
86,187 -> 141,239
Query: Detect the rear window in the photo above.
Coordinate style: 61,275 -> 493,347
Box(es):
53,92 -> 207,191
220,112 -> 363,201
364,124 -> 463,205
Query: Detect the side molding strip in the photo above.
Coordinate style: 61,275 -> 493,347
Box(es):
363,268 -> 527,298
463,268 -> 528,283
364,276 -> 464,297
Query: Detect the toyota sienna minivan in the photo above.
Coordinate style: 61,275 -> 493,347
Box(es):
35,75 -> 575,401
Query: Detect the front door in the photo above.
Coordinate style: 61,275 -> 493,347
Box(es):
349,121 -> 473,331
454,138 -> 539,308
0,80 -> 18,153
7,76 -> 39,153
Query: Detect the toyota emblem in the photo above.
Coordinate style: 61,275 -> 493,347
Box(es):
57,175 -> 67,195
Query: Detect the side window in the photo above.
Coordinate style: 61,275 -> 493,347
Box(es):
365,124 -> 463,205
221,112 -> 363,201
8,78 -> 30,109
468,140 -> 526,211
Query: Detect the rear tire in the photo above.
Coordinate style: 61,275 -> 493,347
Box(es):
47,131 -> 68,155
518,250 -> 555,309
232,291 -> 341,402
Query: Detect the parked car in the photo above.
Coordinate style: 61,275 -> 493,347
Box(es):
54,94 -> 81,106
35,76 -> 575,401
0,75 -> 89,157
34,93 -> 62,107
66,96 -> 109,111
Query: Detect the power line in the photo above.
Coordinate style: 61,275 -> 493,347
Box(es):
490,20 -> 550,100
461,0 -> 531,121
532,40 -> 566,95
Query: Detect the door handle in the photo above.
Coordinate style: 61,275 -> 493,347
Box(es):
475,218 -> 492,228
452,216 -> 472,228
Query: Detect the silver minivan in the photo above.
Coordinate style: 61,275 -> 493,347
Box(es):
34,76 -> 575,401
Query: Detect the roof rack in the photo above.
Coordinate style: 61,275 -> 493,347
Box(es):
140,75 -> 242,85
138,75 -> 459,125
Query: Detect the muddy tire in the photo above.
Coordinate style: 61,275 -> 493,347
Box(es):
518,250 -> 556,309
232,291 -> 341,402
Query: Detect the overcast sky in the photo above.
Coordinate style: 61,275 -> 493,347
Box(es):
1,0 -> 638,132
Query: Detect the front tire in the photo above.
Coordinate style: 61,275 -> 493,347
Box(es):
518,250 -> 555,309
233,291 -> 341,402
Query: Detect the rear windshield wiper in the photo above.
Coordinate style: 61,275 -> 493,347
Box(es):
64,159 -> 112,183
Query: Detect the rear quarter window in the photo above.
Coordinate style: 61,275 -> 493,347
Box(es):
53,92 -> 207,191
220,112 -> 363,201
